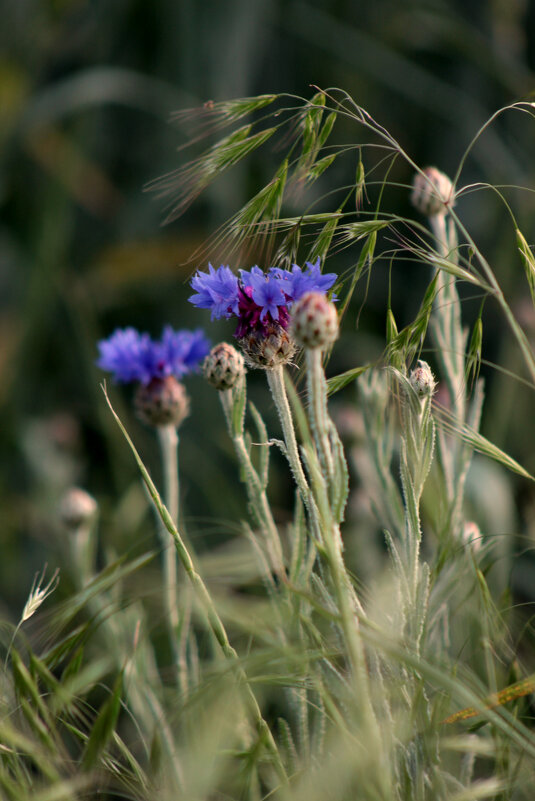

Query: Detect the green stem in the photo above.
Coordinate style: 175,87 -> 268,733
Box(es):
157,424 -> 187,696
306,349 -> 334,488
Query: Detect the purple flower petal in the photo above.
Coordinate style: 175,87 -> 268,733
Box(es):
189,264 -> 239,319
246,271 -> 287,321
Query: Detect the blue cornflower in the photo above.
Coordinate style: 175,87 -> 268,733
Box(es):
96,328 -> 161,384
188,260 -> 337,369
189,259 -> 336,333
97,326 -> 210,384
160,326 -> 212,377
189,264 -> 239,320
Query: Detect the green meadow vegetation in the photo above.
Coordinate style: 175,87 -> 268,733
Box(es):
3,3 -> 535,800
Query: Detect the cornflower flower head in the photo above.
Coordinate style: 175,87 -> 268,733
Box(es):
96,326 -> 210,426
189,258 -> 337,368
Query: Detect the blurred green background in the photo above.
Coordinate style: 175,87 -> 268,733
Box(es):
2,0 -> 535,618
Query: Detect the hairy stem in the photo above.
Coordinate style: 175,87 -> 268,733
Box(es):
306,348 -> 335,488
267,365 -> 311,510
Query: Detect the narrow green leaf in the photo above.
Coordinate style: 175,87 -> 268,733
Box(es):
231,373 -> 247,437
386,308 -> 398,342
18,697 -> 55,751
51,552 -> 155,631
29,653 -> 62,697
60,645 -> 84,683
516,227 -> 535,304
12,650 -> 53,731
466,315 -> 483,388
82,670 -> 123,769
283,370 -> 312,449
249,402 -> 270,490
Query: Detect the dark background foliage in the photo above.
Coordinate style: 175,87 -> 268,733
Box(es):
2,0 -> 535,616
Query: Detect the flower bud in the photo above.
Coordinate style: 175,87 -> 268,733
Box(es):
290,291 -> 339,350
411,167 -> 454,217
462,520 -> 482,553
409,360 -> 437,398
237,320 -> 296,370
203,342 -> 245,390
134,376 -> 190,427
60,487 -> 97,530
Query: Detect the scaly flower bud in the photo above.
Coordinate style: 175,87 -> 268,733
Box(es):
238,320 -> 296,370
290,291 -> 339,350
409,360 -> 437,398
203,342 -> 246,390
411,167 -> 454,217
60,487 -> 97,530
134,376 -> 190,427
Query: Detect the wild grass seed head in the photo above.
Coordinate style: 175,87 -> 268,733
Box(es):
21,566 -> 60,624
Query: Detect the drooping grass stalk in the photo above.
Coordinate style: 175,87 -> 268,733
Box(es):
104,386 -> 289,786
219,379 -> 286,582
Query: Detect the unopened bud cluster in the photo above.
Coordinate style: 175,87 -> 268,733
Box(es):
134,376 -> 190,427
290,291 -> 339,350
409,360 -> 437,398
204,342 -> 245,390
411,167 -> 454,217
